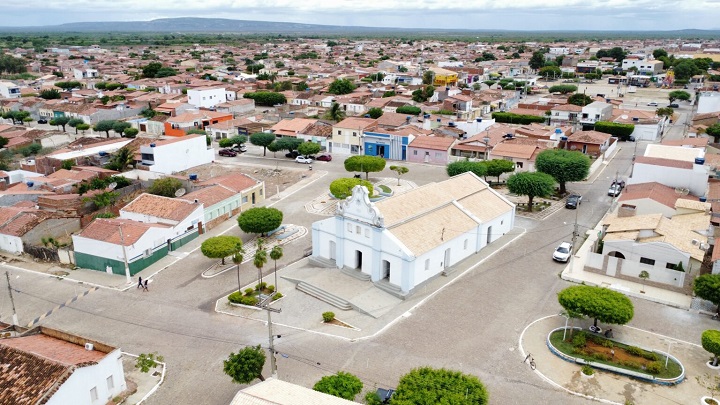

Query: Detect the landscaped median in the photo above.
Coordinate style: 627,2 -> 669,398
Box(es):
547,327 -> 685,385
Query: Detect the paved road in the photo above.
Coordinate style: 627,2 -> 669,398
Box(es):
1,126 -> 713,404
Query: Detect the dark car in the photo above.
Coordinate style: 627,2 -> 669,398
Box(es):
668,103 -> 679,108
565,194 -> 582,209
285,151 -> 299,159
219,149 -> 237,157
316,154 -> 332,162
37,119 -> 48,124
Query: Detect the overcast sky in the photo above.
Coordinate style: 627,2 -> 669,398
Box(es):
3,0 -> 720,30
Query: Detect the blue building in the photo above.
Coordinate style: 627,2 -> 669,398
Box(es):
363,128 -> 420,161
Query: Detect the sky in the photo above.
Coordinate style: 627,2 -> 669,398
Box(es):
3,0 -> 720,31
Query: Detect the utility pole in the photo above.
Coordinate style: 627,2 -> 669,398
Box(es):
259,296 -> 281,378
5,271 -> 18,326
118,225 -> 132,285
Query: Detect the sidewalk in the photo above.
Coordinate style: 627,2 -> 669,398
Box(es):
520,315 -> 707,405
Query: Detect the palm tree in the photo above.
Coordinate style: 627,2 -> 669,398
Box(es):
323,102 -> 346,122
253,238 -> 268,287
269,245 -> 283,294
232,251 -> 244,294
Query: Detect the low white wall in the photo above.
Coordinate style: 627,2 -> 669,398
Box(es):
585,252 -> 685,287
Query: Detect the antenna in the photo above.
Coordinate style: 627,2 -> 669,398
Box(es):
174,188 -> 186,197
107,182 -> 117,190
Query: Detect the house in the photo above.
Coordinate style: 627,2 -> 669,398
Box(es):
628,144 -> 710,197
270,118 -> 317,137
329,117 -> 377,155
215,99 -> 255,116
428,67 -> 458,87
489,140 -> 544,171
621,57 -> 663,75
0,326 -> 127,405
0,81 -> 21,99
407,135 -> 455,165
164,111 -> 233,137
72,67 -> 98,80
618,182 -> 700,218
311,172 -> 515,296
139,135 -> 214,174
72,194 -> 203,275
612,108 -> 667,141
362,126 -> 427,160
549,104 -> 582,126
565,130 -> 612,156
180,173 -> 265,231
187,86 -> 227,109
229,378 -> 360,405
579,101 -> 613,128
0,203 -> 80,254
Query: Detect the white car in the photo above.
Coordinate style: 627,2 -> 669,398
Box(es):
647,102 -> 658,107
295,155 -> 313,164
553,242 -> 572,263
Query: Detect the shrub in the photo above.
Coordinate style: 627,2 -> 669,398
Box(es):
272,292 -> 283,300
266,285 -> 276,293
572,333 -> 587,348
322,311 -> 335,322
601,340 -> 614,349
219,138 -> 233,147
646,361 -> 662,374
625,346 -> 643,356
592,353 -> 611,361
642,352 -> 659,362
594,121 -> 635,140
228,291 -> 243,303
396,105 -> 422,115
244,288 -> 255,296
255,282 -> 267,291
581,365 -> 594,376
622,361 -> 641,369
239,296 -> 258,306
491,112 -> 545,125
329,178 -> 374,199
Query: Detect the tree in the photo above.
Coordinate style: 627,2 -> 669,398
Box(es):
328,78 -> 356,95
148,177 -> 183,198
694,274 -> 720,312
223,345 -> 266,384
567,93 -> 593,106
557,285 -> 634,329
330,178 -> 374,198
485,159 -> 515,182
49,116 -> 70,132
297,142 -> 321,156
274,137 -> 303,152
446,161 -> 487,178
344,155 -> 386,180
539,66 -> 562,80
653,49 -> 668,59
201,235 -> 242,265
639,270 -> 649,293
548,85 -> 578,94
313,372 -> 363,401
94,120 -> 118,138
707,124 -> 720,143
594,121 -> 635,141
668,90 -> 691,103
411,85 -> 435,103
67,118 -> 85,134
323,102 -> 346,122
506,171 -> 555,212
253,238 -> 268,286
86,191 -> 119,208
391,367 -> 489,405
249,132 -> 277,156
76,123 -> 90,134
389,165 -> 409,185
535,149 -> 591,194
243,91 -> 287,106
232,251 -> 244,295
367,107 -> 383,119
422,70 -> 434,85
529,50 -> 546,70
124,127 -> 139,138
2,111 -> 30,125
135,352 -> 164,373
656,107 -> 674,117
238,207 -> 283,236
702,330 -> 720,367
39,89 -> 61,99
269,245 -> 283,294
113,121 -> 131,136
396,105 -> 422,116
55,81 -> 82,90
104,147 -> 134,171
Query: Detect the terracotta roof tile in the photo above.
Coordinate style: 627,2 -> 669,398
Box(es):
77,218 -> 168,245
121,193 -> 199,222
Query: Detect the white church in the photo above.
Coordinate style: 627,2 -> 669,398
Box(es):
311,172 -> 516,296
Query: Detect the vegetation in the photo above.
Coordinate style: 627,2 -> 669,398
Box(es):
343,155 -> 386,180
2,110 -> 30,125
485,159 -> 515,182
328,78 -> 356,95
446,160 -> 487,178
391,367 -> 489,405
142,62 -> 178,78
548,84 -> 577,94
148,177 -> 183,198
249,132 -> 277,156
535,149 -> 591,194
695,274 -> 720,312
94,120 -> 119,138
39,89 -> 61,99
76,175 -> 131,195
243,91 -> 287,106
0,54 -> 27,74
135,352 -> 164,373
506,171 -> 555,212
253,238 -> 268,286
492,112 -> 545,125
329,178 -> 374,199
568,93 -> 593,106
656,107 -> 674,117
297,141 -> 321,156
707,124 -> 720,143
223,345 -> 266,383
594,121 -> 635,141
104,147 -> 134,171
313,372 -> 363,401
323,102 -> 347,121
395,105 -> 422,116
237,207 -> 283,236
201,236 -> 243,265
558,285 -> 634,328
702,330 -> 720,367
668,90 -> 691,103
367,107 -> 384,119
322,311 -> 336,322
389,165 -> 409,185
411,85 -> 435,103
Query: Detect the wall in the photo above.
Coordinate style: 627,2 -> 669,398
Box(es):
601,239 -> 690,278
407,147 -> 449,165
188,87 -> 226,109
0,234 -> 23,254
698,92 -> 720,115
47,349 -> 126,405
22,218 -> 81,246
629,163 -> 708,197
143,136 -> 215,175
585,251 -> 688,289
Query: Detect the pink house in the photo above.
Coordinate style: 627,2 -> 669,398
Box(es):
407,135 -> 456,165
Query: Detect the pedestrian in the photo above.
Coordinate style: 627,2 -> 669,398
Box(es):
143,279 -> 149,292
137,276 -> 143,289
604,328 -> 613,338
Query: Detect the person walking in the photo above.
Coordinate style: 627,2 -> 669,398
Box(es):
137,276 -> 143,289
143,279 -> 149,292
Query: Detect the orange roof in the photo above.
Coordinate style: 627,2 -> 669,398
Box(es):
619,182 -> 696,208
491,142 -> 539,159
0,334 -> 105,366
77,218 -> 168,245
568,130 -> 612,144
408,135 -> 455,150
199,173 -> 259,193
180,184 -> 236,207
634,156 -> 693,169
121,193 -> 200,222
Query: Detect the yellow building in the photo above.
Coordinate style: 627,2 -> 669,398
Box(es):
429,67 -> 458,87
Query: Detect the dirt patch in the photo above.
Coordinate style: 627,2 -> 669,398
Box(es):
325,318 -> 353,328
179,163 -> 305,198
581,340 -> 654,367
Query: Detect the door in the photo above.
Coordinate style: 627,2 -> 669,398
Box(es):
329,241 -> 336,261
486,226 -> 492,244
382,260 -> 390,280
424,151 -> 430,163
356,250 -> 363,270
377,145 -> 386,157
251,193 -> 256,205
443,248 -> 451,269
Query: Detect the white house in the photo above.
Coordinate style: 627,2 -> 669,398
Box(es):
629,156 -> 709,197
72,68 -> 98,80
621,58 -> 663,75
0,81 -> 21,99
698,91 -> 720,114
311,172 -> 515,295
0,326 -> 127,405
187,86 -> 227,109
230,378 -> 360,405
579,101 -> 613,127
139,135 -> 214,174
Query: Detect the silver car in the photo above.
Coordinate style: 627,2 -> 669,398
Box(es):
553,242 -> 572,262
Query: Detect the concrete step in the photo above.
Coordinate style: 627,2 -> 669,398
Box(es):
373,279 -> 406,300
296,282 -> 352,310
308,256 -> 337,268
341,266 -> 371,281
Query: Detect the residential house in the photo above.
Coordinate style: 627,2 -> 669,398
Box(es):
621,57 -> 663,75
489,140 -> 545,171
565,130 -> 612,156
612,108 -> 667,141
229,378 -> 360,405
362,126 -> 428,160
549,104 -> 582,126
164,111 -> 233,137
428,67 -> 458,87
311,172 -> 515,296
0,326 -> 127,405
0,81 -> 21,99
187,86 -> 227,109
579,101 -> 614,128
139,135 -> 214,174
618,182 -> 700,218
329,117 -> 377,155
270,118 -> 317,137
215,99 -> 255,116
206,118 -> 255,140
297,121 -> 333,150
407,135 -> 455,165
0,203 -> 80,254
72,67 -> 99,80
629,151 -> 709,198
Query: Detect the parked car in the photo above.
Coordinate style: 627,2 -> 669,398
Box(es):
295,155 -> 313,164
553,242 -> 572,263
219,149 -> 237,157
647,102 -> 658,107
285,151 -> 299,159
668,103 -> 679,108
608,183 -> 622,197
37,119 -> 48,124
565,194 -> 582,209
231,144 -> 247,153
316,154 -> 332,162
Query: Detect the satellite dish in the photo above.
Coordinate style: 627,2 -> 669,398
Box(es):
175,188 -> 186,197
620,115 -> 629,120
107,182 -> 117,190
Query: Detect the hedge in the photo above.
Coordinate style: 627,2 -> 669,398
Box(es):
330,178 -> 374,199
492,112 -> 545,125
594,121 -> 635,140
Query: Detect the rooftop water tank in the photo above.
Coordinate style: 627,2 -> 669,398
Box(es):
695,157 -> 705,165
189,174 -> 198,181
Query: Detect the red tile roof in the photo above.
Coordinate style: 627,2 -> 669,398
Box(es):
77,218 -> 168,245
634,156 -> 693,169
199,173 -> 259,193
121,193 -> 200,222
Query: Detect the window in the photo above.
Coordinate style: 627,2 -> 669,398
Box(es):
107,375 -> 114,390
352,132 -> 357,136
639,257 -> 655,266
424,259 -> 430,270
435,152 -> 442,158
90,387 -> 98,401
413,150 -> 417,155
666,262 -> 677,270
463,239 -> 468,250
337,130 -> 341,135
347,223 -> 352,232
242,196 -> 248,203
356,225 -> 361,234
364,229 -> 369,238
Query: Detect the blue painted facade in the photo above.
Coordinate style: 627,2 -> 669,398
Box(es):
363,131 -> 409,161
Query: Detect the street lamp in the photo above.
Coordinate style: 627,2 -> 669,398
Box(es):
664,340 -> 677,369
483,128 -> 491,161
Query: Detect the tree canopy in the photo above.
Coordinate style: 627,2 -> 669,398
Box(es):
39,89 -> 61,99
148,177 -> 183,198
389,165 -> 409,185
535,149 -> 591,194
548,84 -> 577,94
94,120 -> 118,138
706,124 -> 720,143
201,236 -> 243,265
298,141 -> 321,156
593,121 -> 635,141
249,132 -> 277,156
223,345 -> 266,384
330,178 -> 374,198
323,102 -> 346,122
446,161 -> 487,179
702,330 -> 720,367
396,105 -> 422,116
367,107 -> 384,119
506,171 -> 555,212
344,156 -> 386,180
237,207 -> 283,236
313,372 -> 363,401
411,85 -> 435,103
668,90 -> 691,103
390,367 -> 489,405
274,137 -> 303,152
567,93 -> 593,106
328,78 -> 356,95
557,285 -> 634,327
485,159 -> 515,182
694,274 -> 720,312
243,91 -> 287,106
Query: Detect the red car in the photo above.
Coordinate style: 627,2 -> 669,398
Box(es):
316,154 -> 332,162
218,149 -> 237,157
